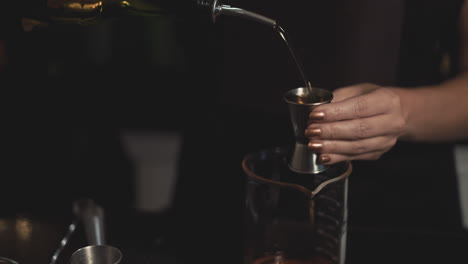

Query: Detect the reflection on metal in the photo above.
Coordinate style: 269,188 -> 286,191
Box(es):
309,199 -> 315,226
70,245 -> 122,264
47,0 -> 103,9
65,2 -> 104,13
0,257 -> 19,264
284,87 -> 334,174
49,221 -> 78,264
21,18 -> 49,32
16,217 -> 33,242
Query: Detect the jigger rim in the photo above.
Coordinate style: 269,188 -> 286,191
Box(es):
283,87 -> 333,106
70,245 -> 122,264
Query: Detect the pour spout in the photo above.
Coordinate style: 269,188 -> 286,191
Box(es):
210,0 -> 276,27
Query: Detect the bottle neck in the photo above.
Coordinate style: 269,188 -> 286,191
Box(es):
0,0 -> 215,35
18,0 -> 210,30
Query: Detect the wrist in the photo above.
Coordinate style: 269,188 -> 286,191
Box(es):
386,86 -> 415,141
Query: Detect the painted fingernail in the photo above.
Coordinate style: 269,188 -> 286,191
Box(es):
308,141 -> 323,152
310,111 -> 325,120
318,155 -> 331,164
305,128 -> 322,137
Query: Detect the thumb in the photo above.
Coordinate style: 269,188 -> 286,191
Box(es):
332,83 -> 380,103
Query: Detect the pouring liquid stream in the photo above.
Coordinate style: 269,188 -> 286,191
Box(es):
210,1 -> 314,101
275,25 -> 314,101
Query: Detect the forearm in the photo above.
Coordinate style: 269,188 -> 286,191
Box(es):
394,73 -> 468,142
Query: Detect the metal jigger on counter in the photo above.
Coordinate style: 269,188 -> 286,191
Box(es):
70,245 -> 122,264
70,199 -> 122,264
72,199 -> 107,246
284,87 -> 334,174
0,257 -> 18,264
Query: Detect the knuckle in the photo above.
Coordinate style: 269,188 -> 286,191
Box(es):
326,124 -> 339,140
369,153 -> 382,160
393,116 -> 406,135
353,96 -> 369,116
357,120 -> 371,139
324,140 -> 337,152
381,88 -> 401,108
332,106 -> 344,120
388,137 -> 398,148
331,155 -> 347,163
376,137 -> 397,153
361,83 -> 380,93
352,141 -> 368,154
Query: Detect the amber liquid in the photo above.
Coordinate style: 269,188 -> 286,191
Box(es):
292,94 -> 330,105
275,25 -> 313,95
244,154 -> 349,264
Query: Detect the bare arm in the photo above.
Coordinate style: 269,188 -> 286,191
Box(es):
395,75 -> 468,142
396,0 -> 468,141
305,1 -> 468,164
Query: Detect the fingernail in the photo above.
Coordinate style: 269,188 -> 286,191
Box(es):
310,111 -> 325,120
308,141 -> 323,152
305,128 -> 322,137
318,155 -> 331,164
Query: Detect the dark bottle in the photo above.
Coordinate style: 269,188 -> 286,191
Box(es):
1,0 -> 216,32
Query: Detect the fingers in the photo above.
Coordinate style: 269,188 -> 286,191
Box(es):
312,88 -> 401,122
305,85 -> 404,164
307,136 -> 397,156
309,136 -> 396,165
331,83 -> 380,102
306,114 -> 406,140
316,151 -> 386,165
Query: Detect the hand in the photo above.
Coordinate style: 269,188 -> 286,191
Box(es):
305,83 -> 407,165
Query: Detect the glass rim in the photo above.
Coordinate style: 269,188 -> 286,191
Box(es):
242,147 -> 352,198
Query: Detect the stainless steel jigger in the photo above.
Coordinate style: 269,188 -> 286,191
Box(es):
73,199 -> 106,246
284,87 -> 333,174
70,245 -> 122,264
0,257 -> 18,264
70,199 -> 123,264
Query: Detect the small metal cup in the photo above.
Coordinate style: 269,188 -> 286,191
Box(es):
70,245 -> 122,264
0,257 -> 18,264
73,199 -> 106,246
284,87 -> 333,174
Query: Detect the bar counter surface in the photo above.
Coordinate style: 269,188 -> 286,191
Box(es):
1,209 -> 467,264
